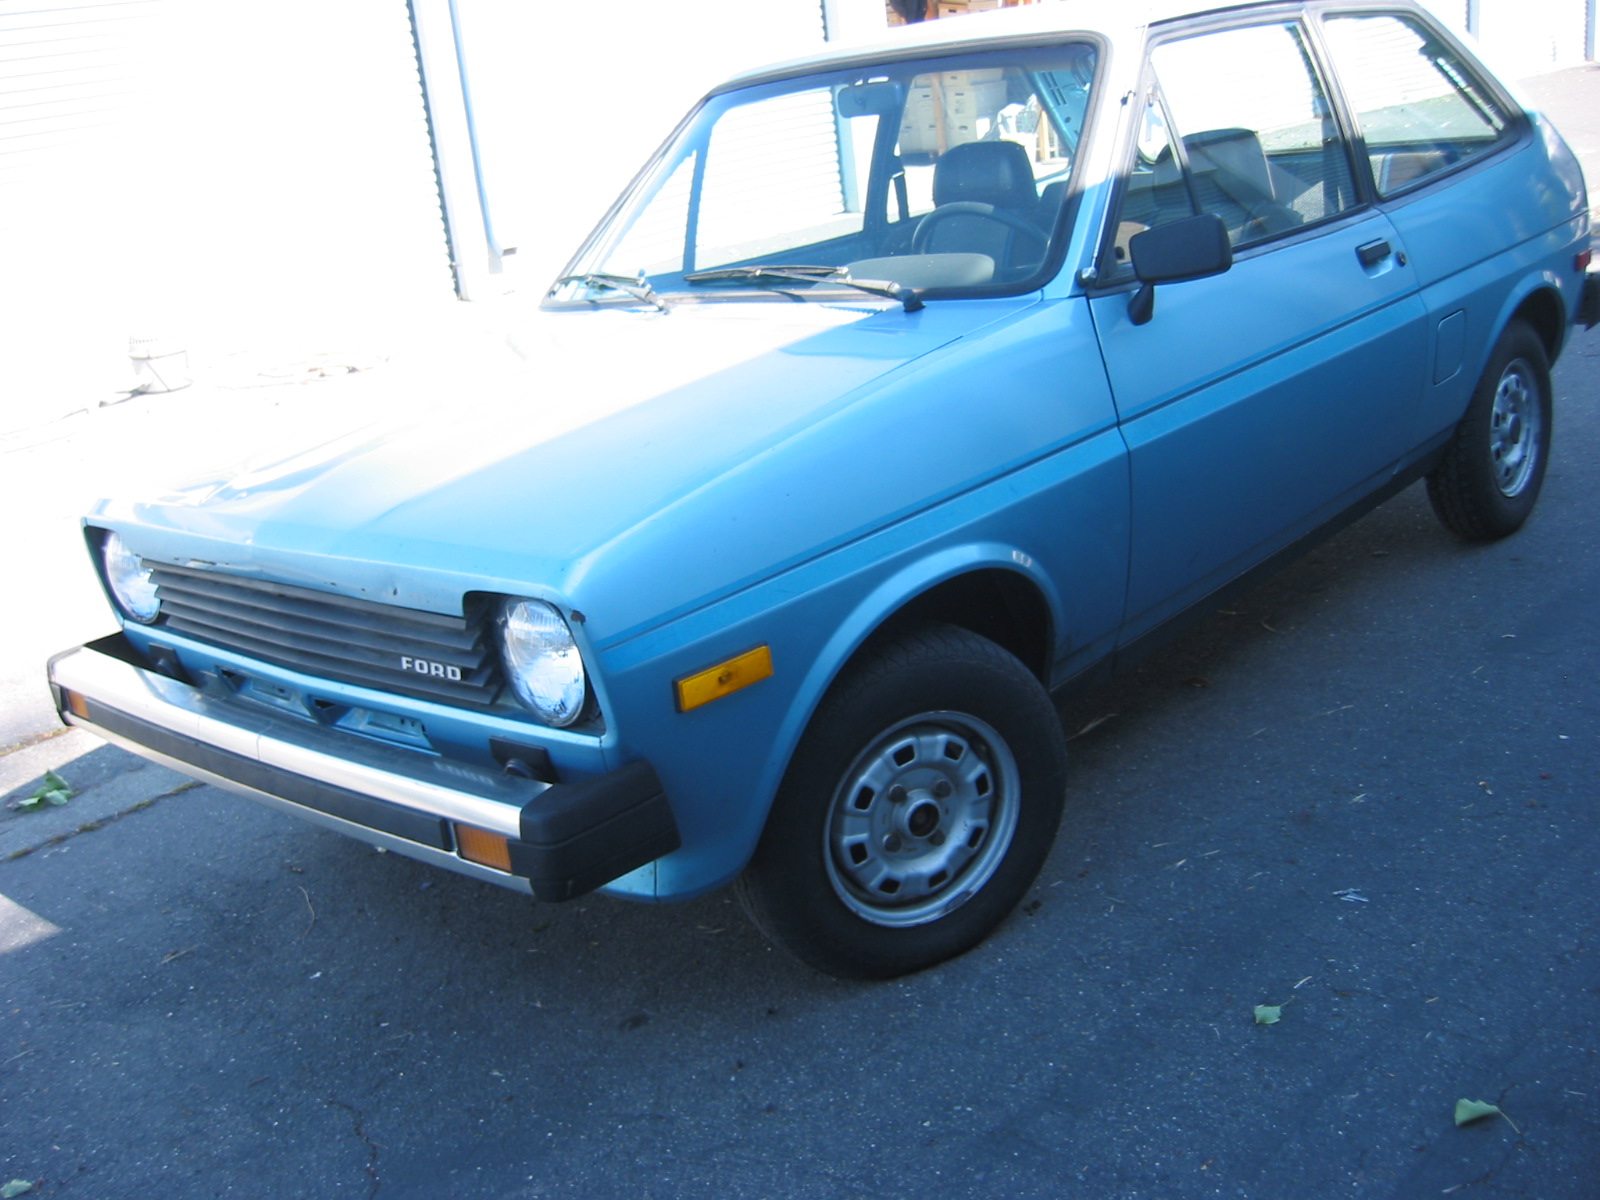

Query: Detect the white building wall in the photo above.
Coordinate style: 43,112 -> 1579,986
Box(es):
435,0 -> 840,297
1420,0 -> 1593,73
1476,0 -> 1592,72
2,0 -> 450,411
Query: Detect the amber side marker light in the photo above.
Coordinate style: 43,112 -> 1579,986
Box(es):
455,824 -> 513,872
675,645 -> 774,713
63,689 -> 90,720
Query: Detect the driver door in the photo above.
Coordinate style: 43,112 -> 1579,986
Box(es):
1089,18 -> 1429,642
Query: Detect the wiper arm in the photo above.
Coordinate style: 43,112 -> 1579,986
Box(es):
683,265 -> 923,312
550,272 -> 670,313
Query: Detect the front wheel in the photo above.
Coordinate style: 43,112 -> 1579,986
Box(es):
735,624 -> 1067,979
1426,320 -> 1552,541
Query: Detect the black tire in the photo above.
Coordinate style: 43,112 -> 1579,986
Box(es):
1426,320 -> 1552,541
734,623 -> 1067,979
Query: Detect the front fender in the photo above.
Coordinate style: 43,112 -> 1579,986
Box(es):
763,543 -> 1063,791
594,422 -> 1129,901
598,544 -> 1065,903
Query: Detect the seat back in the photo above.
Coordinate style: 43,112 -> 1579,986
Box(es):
932,140 -> 1039,210
1183,127 -> 1302,240
922,140 -> 1042,266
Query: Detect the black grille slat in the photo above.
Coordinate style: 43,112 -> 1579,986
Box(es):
146,565 -> 506,709
159,596 -> 487,667
152,574 -> 485,652
162,610 -> 495,684
153,563 -> 471,629
180,624 -> 500,704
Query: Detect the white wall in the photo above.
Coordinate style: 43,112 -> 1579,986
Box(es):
1420,0 -> 1594,73
2,0 -> 452,418
446,0 -> 839,295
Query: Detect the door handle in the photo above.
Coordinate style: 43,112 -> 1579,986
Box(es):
1357,239 -> 1392,268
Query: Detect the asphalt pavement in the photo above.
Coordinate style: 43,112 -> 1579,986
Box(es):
2,65 -> 1598,1200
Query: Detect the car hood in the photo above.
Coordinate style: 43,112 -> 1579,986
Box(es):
100,298 -> 1034,639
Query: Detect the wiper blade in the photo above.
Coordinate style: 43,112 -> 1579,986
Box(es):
685,264 -> 843,281
683,265 -> 923,312
550,272 -> 670,313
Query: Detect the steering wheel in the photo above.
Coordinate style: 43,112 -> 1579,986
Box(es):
910,201 -> 1048,255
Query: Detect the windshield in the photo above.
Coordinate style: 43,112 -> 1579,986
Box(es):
548,41 -> 1099,308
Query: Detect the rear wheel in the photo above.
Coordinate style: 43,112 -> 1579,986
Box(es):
1427,321 -> 1552,541
735,623 -> 1066,979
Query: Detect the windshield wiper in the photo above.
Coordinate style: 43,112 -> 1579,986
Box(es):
683,265 -> 923,312
549,272 -> 670,313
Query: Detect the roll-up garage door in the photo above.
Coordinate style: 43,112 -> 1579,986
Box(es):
0,0 -> 154,200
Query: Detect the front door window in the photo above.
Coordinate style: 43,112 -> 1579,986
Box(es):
1115,21 -> 1357,261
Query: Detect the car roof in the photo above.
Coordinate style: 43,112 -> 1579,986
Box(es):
714,0 -> 1425,92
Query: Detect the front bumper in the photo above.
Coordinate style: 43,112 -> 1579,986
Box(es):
48,636 -> 679,901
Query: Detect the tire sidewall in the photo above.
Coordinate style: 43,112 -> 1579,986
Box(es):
743,627 -> 1066,978
1456,322 -> 1552,533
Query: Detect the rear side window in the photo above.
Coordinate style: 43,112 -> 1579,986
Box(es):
1112,21 -> 1358,263
1321,13 -> 1514,196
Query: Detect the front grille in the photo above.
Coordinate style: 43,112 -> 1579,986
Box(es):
148,564 -> 505,708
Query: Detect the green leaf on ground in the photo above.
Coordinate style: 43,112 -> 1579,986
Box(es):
14,770 -> 73,812
1254,1005 -> 1282,1025
2,1179 -> 36,1198
1454,1099 -> 1502,1126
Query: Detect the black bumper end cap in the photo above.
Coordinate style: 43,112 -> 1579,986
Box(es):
513,760 -> 680,902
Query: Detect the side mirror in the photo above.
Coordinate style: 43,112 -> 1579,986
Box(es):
1126,213 -> 1232,326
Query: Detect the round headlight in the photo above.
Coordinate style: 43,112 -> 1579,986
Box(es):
501,599 -> 587,726
103,532 -> 161,623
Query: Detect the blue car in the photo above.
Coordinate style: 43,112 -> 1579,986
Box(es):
50,0 -> 1599,977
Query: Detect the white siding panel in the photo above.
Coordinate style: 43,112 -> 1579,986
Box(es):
0,1 -> 157,194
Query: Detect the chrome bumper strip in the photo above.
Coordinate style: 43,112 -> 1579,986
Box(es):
49,641 -> 540,840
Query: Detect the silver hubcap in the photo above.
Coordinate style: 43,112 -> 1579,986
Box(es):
1489,358 -> 1541,498
824,712 -> 1020,927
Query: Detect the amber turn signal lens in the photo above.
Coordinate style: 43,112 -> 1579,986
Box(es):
455,824 -> 512,872
674,645 -> 774,712
63,688 -> 90,720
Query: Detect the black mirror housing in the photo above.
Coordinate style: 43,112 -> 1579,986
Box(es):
1126,213 -> 1232,325
836,81 -> 904,119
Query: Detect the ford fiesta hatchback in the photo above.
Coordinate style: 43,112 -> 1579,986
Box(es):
52,1 -> 1598,977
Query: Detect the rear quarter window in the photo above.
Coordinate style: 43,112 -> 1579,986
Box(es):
1320,12 -> 1515,197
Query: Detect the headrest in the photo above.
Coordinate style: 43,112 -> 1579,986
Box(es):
1183,128 -> 1275,204
932,140 -> 1038,211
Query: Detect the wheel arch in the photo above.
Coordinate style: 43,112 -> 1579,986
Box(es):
1508,281 -> 1567,366
742,547 -> 1064,861
867,565 -> 1056,684
804,549 -> 1062,721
